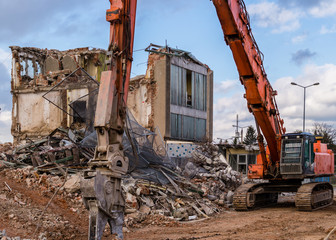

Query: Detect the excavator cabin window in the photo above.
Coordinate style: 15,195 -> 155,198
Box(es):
280,133 -> 315,175
282,140 -> 302,163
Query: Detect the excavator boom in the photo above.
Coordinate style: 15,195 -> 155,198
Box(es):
211,0 -> 334,211
212,0 -> 285,173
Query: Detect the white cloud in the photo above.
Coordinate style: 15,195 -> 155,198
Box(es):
291,33 -> 308,43
0,48 -> 11,75
248,1 -> 303,33
309,0 -> 336,17
0,110 -> 12,143
214,80 -> 239,94
213,91 -> 255,142
320,25 -> 336,34
274,64 -> 336,132
213,64 -> 336,141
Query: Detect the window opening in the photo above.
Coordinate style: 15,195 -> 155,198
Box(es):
72,100 -> 87,123
170,64 -> 206,111
186,70 -> 192,107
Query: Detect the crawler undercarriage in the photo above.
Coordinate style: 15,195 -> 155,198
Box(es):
233,181 -> 334,211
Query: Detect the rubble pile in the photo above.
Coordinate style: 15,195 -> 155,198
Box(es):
185,142 -> 242,205
0,229 -> 32,240
3,168 -> 83,210
121,143 -> 243,227
0,128 -> 93,174
0,229 -> 47,240
122,176 -> 219,228
0,168 -> 87,239
0,140 -> 244,229
0,143 -> 14,170
0,111 -> 245,232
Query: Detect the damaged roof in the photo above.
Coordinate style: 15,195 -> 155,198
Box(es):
145,43 -> 209,68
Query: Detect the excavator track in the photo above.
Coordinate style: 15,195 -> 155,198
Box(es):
233,183 -> 278,211
295,182 -> 334,211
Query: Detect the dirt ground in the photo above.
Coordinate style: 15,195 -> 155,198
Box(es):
125,198 -> 336,240
0,169 -> 335,240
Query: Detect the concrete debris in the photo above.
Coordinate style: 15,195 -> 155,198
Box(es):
0,127 -> 93,175
0,128 -> 244,236
122,177 -> 218,227
63,174 -> 81,193
187,142 -> 242,199
1,168 -> 85,239
0,141 -> 243,232
0,229 -> 44,240
120,142 -> 243,228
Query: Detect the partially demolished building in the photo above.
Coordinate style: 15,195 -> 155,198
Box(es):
10,46 -> 105,144
128,44 -> 213,159
10,44 -> 213,162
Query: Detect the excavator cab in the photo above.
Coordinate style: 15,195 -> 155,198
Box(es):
280,133 -> 316,178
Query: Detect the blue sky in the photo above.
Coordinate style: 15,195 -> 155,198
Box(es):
0,0 -> 335,142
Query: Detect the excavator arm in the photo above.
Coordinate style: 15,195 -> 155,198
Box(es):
212,0 -> 286,177
81,0 -> 137,239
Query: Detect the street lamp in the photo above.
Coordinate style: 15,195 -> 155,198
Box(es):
290,82 -> 319,132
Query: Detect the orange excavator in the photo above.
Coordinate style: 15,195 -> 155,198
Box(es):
81,0 -> 334,239
212,0 -> 334,211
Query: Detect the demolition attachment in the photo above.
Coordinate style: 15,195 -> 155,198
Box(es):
81,0 -> 137,239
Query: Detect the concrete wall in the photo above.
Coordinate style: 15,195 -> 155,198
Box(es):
127,78 -> 152,128
153,58 -> 169,138
12,91 -> 63,140
207,70 -> 214,141
10,46 -> 104,144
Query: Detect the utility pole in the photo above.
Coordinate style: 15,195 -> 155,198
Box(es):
232,114 -> 248,144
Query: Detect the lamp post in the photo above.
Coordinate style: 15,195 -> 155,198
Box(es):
290,82 -> 319,132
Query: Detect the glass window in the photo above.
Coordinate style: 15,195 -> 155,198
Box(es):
170,114 -> 206,141
194,73 -> 200,110
170,65 -> 207,111
181,68 -> 186,107
229,154 -> 256,174
170,113 -> 181,139
203,75 -> 207,111
182,115 -> 195,139
238,155 -> 246,163
170,65 -> 178,105
195,118 -> 206,140
72,100 -> 86,123
282,139 -> 302,163
284,142 -> 302,157
238,155 -> 247,174
229,154 -> 237,171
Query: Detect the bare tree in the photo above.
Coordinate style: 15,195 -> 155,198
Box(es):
311,122 -> 336,152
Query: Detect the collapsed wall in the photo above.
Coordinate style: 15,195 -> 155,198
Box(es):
10,46 -> 106,145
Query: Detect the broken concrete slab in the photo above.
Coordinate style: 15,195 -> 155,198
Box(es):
63,174 -> 81,193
